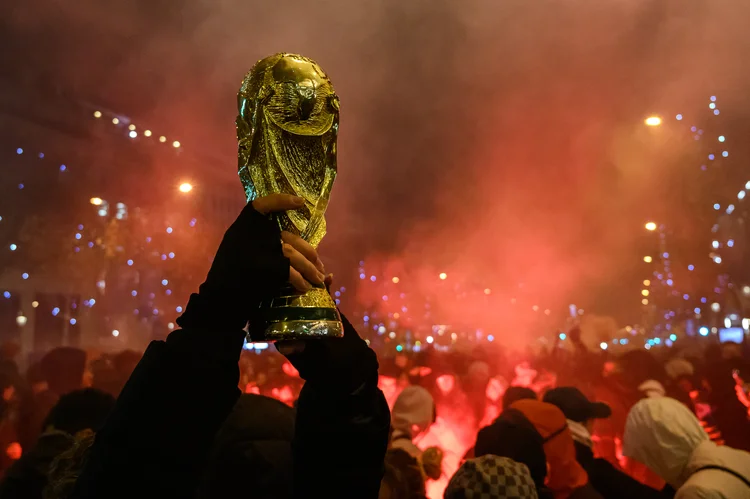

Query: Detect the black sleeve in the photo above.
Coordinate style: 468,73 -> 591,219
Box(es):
588,458 -> 665,499
292,377 -> 390,499
287,314 -> 390,499
69,327 -> 246,498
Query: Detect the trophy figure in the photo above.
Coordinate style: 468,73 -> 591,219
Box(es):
236,53 -> 343,342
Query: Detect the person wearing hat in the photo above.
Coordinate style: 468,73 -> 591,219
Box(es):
445,455 -> 541,499
543,387 -> 663,499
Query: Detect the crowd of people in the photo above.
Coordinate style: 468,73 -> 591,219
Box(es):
0,193 -> 748,498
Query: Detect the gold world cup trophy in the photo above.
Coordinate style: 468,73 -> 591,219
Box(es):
236,53 -> 343,342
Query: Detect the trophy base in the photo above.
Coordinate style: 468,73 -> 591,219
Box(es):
248,319 -> 344,342
247,288 -> 344,342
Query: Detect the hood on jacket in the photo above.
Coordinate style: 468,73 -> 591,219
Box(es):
391,385 -> 435,441
512,399 -> 589,499
0,430 -> 74,499
623,397 -> 708,487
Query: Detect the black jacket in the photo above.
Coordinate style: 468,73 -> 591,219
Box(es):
69,322 -> 389,499
70,203 -> 389,498
574,441 -> 664,499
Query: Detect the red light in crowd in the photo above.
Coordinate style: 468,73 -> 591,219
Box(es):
282,361 -> 299,378
436,374 -> 455,395
6,442 -> 21,460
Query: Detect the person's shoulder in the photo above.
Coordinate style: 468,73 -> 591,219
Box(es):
675,483 -> 722,499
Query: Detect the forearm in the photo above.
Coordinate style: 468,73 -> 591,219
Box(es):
293,380 -> 390,499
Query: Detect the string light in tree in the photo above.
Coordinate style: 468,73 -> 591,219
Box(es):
3,105 -> 194,335
93,109 -> 182,149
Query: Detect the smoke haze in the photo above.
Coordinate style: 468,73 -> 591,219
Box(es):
3,0 -> 750,336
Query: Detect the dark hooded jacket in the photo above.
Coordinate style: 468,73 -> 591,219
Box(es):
68,203 -> 389,499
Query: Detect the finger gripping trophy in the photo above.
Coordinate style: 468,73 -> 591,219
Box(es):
236,53 -> 343,341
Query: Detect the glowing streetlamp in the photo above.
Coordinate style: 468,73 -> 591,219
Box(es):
644,256 -> 653,263
645,222 -> 657,231
644,116 -> 662,127
178,182 -> 193,194
439,272 -> 447,280
90,197 -> 103,206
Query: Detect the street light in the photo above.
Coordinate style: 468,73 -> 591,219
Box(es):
178,182 -> 193,193
90,197 -> 103,206
645,116 -> 662,126
645,222 -> 657,231
644,256 -> 653,263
